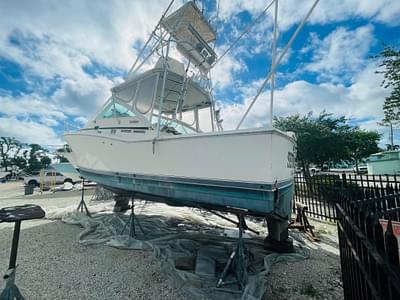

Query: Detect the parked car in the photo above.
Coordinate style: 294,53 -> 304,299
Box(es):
353,165 -> 368,174
309,167 -> 321,174
23,170 -> 74,186
0,171 -> 10,183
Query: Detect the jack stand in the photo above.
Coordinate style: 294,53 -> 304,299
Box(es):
217,214 -> 248,290
0,205 -> 45,300
76,179 -> 91,217
289,202 -> 318,241
120,196 -> 145,238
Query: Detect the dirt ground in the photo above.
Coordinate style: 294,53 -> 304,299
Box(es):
0,181 -> 343,299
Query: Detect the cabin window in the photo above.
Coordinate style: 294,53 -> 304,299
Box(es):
135,74 -> 157,114
100,102 -> 136,119
45,172 -> 63,176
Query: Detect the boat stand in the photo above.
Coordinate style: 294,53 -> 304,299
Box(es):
120,196 -> 146,238
216,214 -> 248,290
289,202 -> 318,241
76,179 -> 91,217
206,209 -> 259,236
0,205 -> 45,300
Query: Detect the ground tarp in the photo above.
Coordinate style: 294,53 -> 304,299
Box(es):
49,201 -> 310,300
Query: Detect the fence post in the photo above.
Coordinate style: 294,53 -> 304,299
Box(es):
385,220 -> 400,266
341,173 -> 347,188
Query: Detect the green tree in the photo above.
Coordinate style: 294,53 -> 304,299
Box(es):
376,46 -> 400,123
274,112 -> 381,175
10,156 -> 27,171
0,137 -> 22,171
40,156 -> 52,169
56,148 -> 69,163
274,112 -> 349,177
26,144 -> 46,173
345,129 -> 381,174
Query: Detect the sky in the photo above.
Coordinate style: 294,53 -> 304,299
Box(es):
0,0 -> 399,147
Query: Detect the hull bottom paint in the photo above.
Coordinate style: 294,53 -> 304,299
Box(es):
79,168 -> 294,219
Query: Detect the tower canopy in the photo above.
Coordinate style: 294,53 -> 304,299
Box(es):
161,1 -> 217,73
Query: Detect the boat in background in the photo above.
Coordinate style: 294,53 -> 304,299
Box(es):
64,0 -> 319,246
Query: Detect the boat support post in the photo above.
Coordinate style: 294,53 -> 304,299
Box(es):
264,183 -> 293,252
217,213 -> 248,290
206,209 -> 259,235
120,194 -> 146,238
264,216 -> 293,252
76,178 -> 91,217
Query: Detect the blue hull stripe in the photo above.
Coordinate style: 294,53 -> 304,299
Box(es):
79,168 -> 294,218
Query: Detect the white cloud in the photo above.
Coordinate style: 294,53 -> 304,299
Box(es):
0,0 -> 173,72
212,53 -> 245,89
0,93 -> 66,120
218,0 -> 400,29
0,0 -> 397,148
0,116 -> 63,145
0,73 -> 118,126
219,62 -> 390,132
51,74 -> 120,117
303,25 -> 375,82
74,116 -> 88,127
0,0 -> 182,146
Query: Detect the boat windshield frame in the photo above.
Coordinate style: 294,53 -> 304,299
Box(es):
88,97 -> 200,135
151,114 -> 199,134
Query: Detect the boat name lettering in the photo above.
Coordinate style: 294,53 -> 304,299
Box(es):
287,152 -> 295,168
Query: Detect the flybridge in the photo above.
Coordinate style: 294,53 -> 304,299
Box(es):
120,0 -> 220,134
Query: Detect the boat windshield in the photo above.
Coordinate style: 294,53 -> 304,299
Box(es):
98,102 -> 136,119
151,116 -> 197,135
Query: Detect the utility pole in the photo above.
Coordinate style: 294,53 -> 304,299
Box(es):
390,122 -> 394,149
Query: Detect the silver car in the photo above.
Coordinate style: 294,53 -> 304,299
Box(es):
24,170 -> 73,186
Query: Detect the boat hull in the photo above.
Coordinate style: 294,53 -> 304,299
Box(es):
65,128 -> 295,218
79,167 -> 293,218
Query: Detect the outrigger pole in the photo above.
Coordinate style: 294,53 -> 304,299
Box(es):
213,0 -> 275,66
270,0 -> 278,126
236,0 -> 320,130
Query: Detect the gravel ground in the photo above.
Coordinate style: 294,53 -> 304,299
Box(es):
264,225 -> 343,300
0,181 -> 344,300
0,221 -> 185,300
0,182 -> 186,300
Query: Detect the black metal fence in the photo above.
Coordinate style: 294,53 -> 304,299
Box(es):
336,188 -> 400,299
294,173 -> 400,222
294,172 -> 400,298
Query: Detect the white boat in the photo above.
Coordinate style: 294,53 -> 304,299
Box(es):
64,1 -> 318,245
